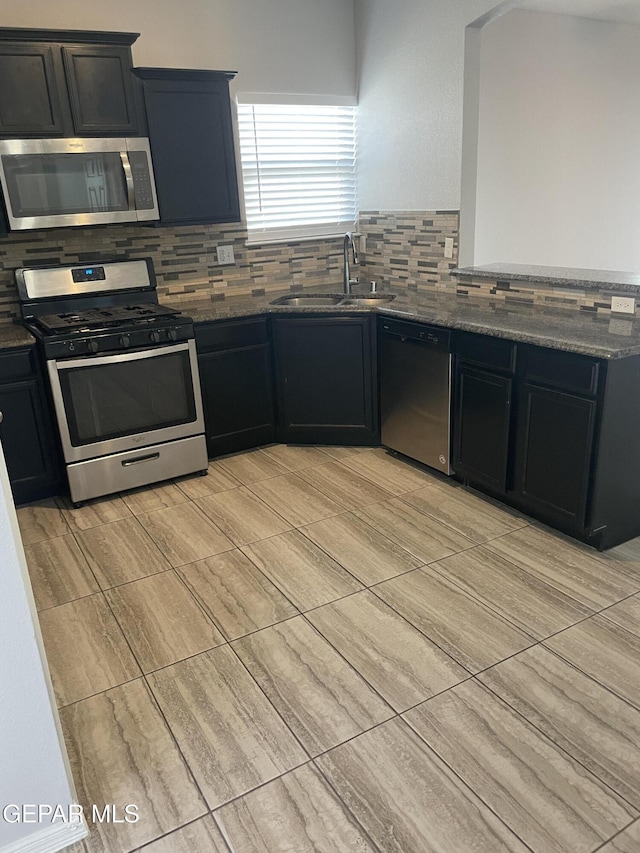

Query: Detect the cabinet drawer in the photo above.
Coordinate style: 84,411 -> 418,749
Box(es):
523,346 -> 600,395
195,318 -> 268,353
457,331 -> 515,372
0,347 -> 36,382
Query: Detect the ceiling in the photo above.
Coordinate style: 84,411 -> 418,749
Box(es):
517,0 -> 640,25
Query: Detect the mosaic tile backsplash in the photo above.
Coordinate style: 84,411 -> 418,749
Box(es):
0,221 -> 345,322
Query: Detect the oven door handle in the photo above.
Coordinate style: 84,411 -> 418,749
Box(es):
120,151 -> 135,210
52,341 -> 190,371
121,452 -> 161,467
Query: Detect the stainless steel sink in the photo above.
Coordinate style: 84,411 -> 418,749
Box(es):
271,294 -> 343,307
339,294 -> 397,306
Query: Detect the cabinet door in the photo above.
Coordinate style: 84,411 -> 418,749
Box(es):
273,316 -> 378,444
0,43 -> 67,136
514,382 -> 596,525
62,45 -> 139,135
198,344 -> 275,456
453,363 -> 512,492
0,379 -> 61,504
138,71 -> 240,225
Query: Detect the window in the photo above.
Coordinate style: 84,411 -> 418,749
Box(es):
237,102 -> 356,244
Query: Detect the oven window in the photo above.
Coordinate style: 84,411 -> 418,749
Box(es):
58,350 -> 196,446
2,152 -> 129,217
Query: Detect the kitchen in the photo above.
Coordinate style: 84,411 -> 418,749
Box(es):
2,1 -> 640,852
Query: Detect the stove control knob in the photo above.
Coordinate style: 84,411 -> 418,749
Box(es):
167,328 -> 178,341
149,330 -> 161,344
87,340 -> 99,353
119,335 -> 131,349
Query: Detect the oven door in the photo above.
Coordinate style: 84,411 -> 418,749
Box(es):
47,340 -> 204,464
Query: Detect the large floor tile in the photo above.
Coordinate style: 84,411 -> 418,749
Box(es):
307,590 -> 467,712
60,679 -> 205,853
315,717 -> 529,853
260,444 -> 333,472
545,616 -> 640,709
401,483 -> 528,543
242,530 -> 362,611
300,511 -> 422,585
375,568 -> 533,672
55,494 -> 133,532
353,498 -> 474,565
24,533 -> 99,611
39,594 -> 141,706
479,645 -> 640,809
215,763 -> 378,853
215,447 -> 288,484
338,448 -> 440,495
17,498 -> 69,545
233,617 -> 393,756
485,525 -> 638,609
405,680 -> 635,853
148,646 -> 306,809
598,821 -> 640,853
138,502 -> 234,567
105,571 -> 224,672
600,594 -> 640,637
196,486 -> 292,545
432,546 -> 592,639
74,517 -> 171,589
137,817 -> 228,853
120,481 -> 188,515
314,445 -> 373,460
174,460 -> 240,499
249,473 -> 345,527
178,549 -> 298,640
297,460 -> 392,510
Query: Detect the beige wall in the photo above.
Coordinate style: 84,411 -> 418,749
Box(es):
0,0 -> 356,98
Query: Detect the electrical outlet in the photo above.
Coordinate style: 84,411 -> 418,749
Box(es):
359,233 -> 366,254
611,295 -> 635,315
444,237 -> 454,259
216,245 -> 235,265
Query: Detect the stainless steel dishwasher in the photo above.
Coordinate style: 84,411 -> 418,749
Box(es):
379,317 -> 453,474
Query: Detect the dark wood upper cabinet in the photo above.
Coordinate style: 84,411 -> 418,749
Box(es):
0,28 -> 140,137
135,68 -> 241,226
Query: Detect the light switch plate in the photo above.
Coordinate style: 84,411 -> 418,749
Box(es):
216,245 -> 235,265
611,295 -> 635,314
444,237 -> 454,259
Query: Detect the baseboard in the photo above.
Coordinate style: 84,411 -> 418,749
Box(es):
1,820 -> 88,853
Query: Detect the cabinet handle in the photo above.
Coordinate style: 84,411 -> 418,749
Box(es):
0,411 -> 3,424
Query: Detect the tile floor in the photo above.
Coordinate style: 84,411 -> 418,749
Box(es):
17,444 -> 640,853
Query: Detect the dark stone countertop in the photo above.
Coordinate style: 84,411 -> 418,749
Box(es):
0,322 -> 36,350
453,263 -> 640,292
167,284 -> 640,360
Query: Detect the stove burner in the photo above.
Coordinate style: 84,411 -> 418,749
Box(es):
35,303 -> 182,334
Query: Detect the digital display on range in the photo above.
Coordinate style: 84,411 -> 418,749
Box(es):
71,266 -> 106,283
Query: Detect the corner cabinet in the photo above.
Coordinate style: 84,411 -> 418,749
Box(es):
453,331 -> 640,550
0,28 -> 141,137
272,314 -> 379,445
195,318 -> 276,457
0,346 -> 62,505
135,68 -> 241,226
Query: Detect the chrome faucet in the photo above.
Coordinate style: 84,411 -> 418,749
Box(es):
343,232 -> 359,294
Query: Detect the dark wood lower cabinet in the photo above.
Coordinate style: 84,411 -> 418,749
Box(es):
196,319 -> 275,457
453,364 -> 512,493
0,347 -> 62,504
272,315 -> 379,445
514,383 -> 596,525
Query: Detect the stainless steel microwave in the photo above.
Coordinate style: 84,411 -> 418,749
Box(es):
0,137 -> 159,230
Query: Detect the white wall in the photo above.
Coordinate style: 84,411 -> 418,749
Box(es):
0,0 -> 356,98
0,444 -> 83,852
472,9 -> 640,270
354,0 -> 503,211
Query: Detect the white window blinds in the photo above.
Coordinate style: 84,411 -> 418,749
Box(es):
237,103 -> 357,244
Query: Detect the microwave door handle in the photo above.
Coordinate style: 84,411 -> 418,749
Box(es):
119,151 -> 135,210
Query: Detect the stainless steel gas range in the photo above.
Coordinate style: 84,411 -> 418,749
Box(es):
16,258 -> 208,505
